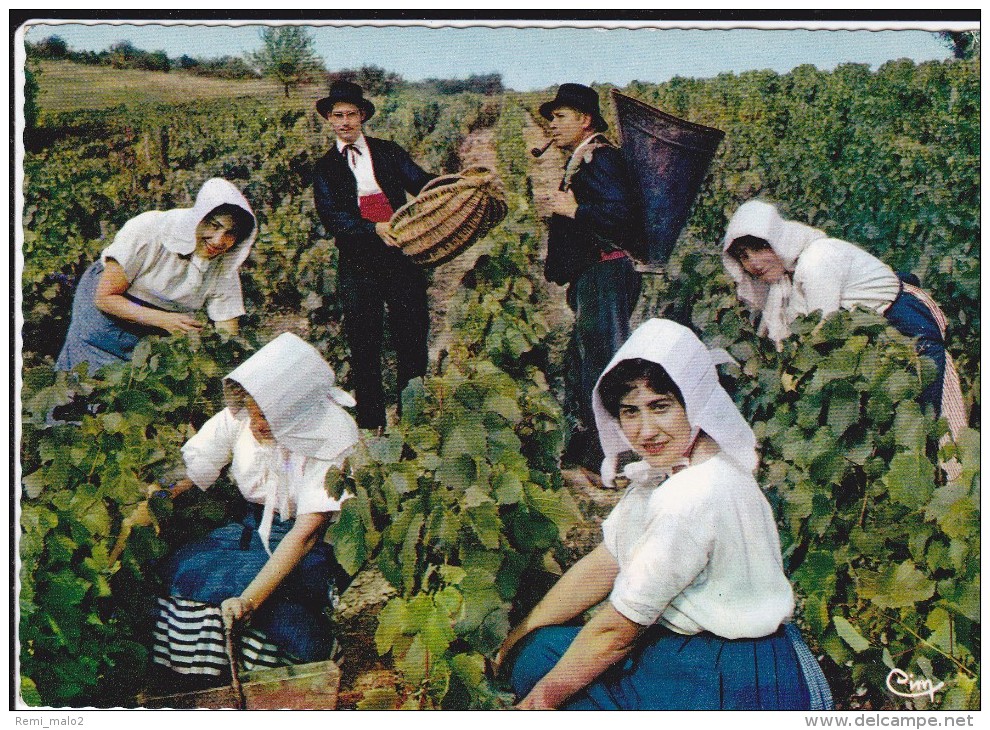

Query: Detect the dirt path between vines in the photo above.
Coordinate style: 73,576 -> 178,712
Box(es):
425,126 -> 498,365
333,115 -> 621,709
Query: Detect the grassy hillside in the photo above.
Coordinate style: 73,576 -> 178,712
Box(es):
32,59 -> 327,113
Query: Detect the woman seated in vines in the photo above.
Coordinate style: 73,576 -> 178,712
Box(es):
148,332 -> 358,690
56,178 -> 257,373
721,199 -> 965,440
496,318 -> 832,710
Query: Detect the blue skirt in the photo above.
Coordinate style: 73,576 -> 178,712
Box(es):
158,509 -> 350,663
509,622 -> 831,710
884,285 -> 946,414
56,260 -> 166,372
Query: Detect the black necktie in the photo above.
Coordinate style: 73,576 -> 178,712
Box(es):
342,144 -> 361,166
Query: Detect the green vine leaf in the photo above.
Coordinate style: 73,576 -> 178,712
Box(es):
859,560 -> 936,609
833,615 -> 871,653
884,453 -> 936,510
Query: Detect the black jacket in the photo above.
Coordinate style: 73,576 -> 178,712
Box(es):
313,136 -> 435,273
544,144 -> 644,286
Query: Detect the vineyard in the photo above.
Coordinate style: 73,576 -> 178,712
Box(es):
19,57 -> 979,709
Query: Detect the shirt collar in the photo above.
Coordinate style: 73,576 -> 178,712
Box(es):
336,134 -> 368,154
565,133 -> 605,166
190,252 -> 213,272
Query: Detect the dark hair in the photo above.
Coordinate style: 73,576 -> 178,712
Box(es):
599,358 -> 684,418
223,379 -> 251,413
206,203 -> 255,244
726,234 -> 771,262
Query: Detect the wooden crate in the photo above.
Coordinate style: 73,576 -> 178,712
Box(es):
140,660 -> 341,709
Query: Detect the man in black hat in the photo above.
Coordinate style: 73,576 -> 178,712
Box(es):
313,80 -> 437,430
536,83 -> 644,473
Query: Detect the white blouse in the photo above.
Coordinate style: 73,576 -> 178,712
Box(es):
789,238 -> 901,321
182,408 -> 347,520
101,210 -> 245,322
602,454 -> 794,639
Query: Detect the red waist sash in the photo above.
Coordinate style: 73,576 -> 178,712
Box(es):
600,250 -> 628,262
360,193 -> 394,223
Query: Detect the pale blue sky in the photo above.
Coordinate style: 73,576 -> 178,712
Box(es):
22,21 -> 959,91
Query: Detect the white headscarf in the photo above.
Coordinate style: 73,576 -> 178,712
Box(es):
224,332 -> 359,554
161,177 -> 258,281
721,199 -> 826,343
225,332 -> 358,461
592,319 -> 758,488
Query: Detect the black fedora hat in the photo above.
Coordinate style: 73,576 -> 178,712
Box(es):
316,80 -> 376,120
539,83 -> 608,132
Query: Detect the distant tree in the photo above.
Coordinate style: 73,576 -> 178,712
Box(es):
226,56 -> 260,79
434,78 -> 462,95
936,31 -> 980,60
247,26 -> 324,97
422,73 -> 504,96
108,40 -> 140,69
30,35 -> 68,59
326,68 -> 359,86
179,54 -> 198,70
75,49 -> 109,66
143,50 -> 171,72
355,65 -> 402,95
105,41 -> 171,72
465,73 -> 504,95
193,55 -> 259,79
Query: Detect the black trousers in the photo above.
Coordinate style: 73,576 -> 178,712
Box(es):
563,256 -> 642,470
338,258 -> 429,429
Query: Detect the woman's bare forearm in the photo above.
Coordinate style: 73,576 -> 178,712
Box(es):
94,291 -> 165,328
95,293 -> 203,334
518,604 -> 644,709
522,545 -> 617,630
93,259 -> 200,333
498,544 -> 619,666
241,513 -> 330,608
215,318 -> 239,335
157,477 -> 196,498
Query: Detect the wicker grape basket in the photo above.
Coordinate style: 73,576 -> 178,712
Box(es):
388,165 -> 508,267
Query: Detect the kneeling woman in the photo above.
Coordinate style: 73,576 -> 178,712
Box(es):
721,199 -> 964,437
57,178 -> 256,373
498,319 -> 831,710
150,333 -> 359,687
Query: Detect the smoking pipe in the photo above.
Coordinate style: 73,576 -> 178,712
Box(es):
530,140 -> 553,157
